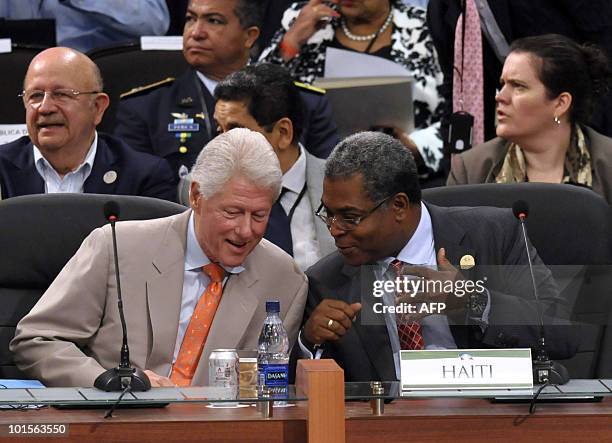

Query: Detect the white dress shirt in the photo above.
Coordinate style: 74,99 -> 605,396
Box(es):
195,71 -> 218,96
170,212 -> 245,371
280,145 -> 321,271
33,132 -> 97,193
377,202 -> 457,379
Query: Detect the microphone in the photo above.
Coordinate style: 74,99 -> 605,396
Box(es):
511,200 -> 569,385
94,201 -> 151,392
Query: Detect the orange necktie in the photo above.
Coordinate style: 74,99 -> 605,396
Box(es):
171,263 -> 225,386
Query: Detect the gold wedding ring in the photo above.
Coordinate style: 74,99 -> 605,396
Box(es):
327,318 -> 334,329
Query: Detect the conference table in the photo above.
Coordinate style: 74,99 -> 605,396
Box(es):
0,372 -> 611,442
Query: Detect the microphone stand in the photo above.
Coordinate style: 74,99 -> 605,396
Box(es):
515,211 -> 569,388
94,207 -> 150,403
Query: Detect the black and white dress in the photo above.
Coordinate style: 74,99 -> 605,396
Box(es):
259,2 -> 446,174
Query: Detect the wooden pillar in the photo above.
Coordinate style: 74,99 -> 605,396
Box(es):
296,359 -> 345,443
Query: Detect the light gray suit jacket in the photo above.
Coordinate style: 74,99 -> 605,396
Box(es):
10,210 -> 308,387
305,151 -> 336,259
447,126 -> 612,205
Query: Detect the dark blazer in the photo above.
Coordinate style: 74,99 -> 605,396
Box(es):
447,126 -> 612,205
114,68 -> 339,181
305,204 -> 578,382
0,133 -> 176,202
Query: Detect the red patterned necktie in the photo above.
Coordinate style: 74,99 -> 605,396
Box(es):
453,0 -> 484,146
171,263 -> 225,386
390,259 -> 425,350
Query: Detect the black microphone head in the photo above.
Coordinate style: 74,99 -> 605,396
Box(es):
103,201 -> 120,221
512,200 -> 529,220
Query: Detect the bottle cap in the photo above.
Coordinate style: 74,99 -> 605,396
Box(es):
265,300 -> 280,313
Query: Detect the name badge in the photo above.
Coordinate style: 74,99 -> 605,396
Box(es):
400,349 -> 533,390
168,122 -> 200,132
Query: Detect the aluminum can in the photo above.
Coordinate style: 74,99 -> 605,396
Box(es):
209,349 -> 239,387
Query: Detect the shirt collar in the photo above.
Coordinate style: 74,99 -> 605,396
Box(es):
33,131 -> 98,178
185,211 -> 245,274
281,143 -> 306,194
195,71 -> 219,96
380,202 -> 434,269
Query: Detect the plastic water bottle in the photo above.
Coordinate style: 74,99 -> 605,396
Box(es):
257,300 -> 289,395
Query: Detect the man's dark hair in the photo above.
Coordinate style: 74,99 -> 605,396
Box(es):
214,63 -> 304,143
510,34 -> 612,125
234,0 -> 263,29
325,131 -> 421,204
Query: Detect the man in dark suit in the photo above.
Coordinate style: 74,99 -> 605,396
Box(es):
0,47 -> 175,201
114,0 -> 339,184
301,131 -> 577,382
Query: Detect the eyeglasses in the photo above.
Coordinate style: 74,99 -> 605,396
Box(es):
18,89 -> 100,106
315,196 -> 391,231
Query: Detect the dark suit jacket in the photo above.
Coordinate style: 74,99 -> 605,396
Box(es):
446,126 -> 612,205
305,204 -> 578,382
114,68 -> 339,181
0,133 -> 176,202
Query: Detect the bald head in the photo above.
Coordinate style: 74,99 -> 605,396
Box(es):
25,47 -> 103,91
22,47 -> 110,173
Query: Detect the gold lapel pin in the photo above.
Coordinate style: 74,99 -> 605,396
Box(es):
459,254 -> 475,270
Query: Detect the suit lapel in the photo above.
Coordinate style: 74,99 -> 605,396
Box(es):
10,141 -> 45,195
427,203 -> 477,346
305,152 -> 335,256
145,211 -> 190,374
192,254 -> 260,384
345,264 -> 396,381
83,136 -> 119,194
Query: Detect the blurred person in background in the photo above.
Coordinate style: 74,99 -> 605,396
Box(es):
0,0 -> 169,52
447,34 -> 612,205
259,0 -> 446,183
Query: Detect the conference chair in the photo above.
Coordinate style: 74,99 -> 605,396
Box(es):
88,42 -> 189,133
0,45 -> 45,125
422,183 -> 612,378
0,193 -> 185,379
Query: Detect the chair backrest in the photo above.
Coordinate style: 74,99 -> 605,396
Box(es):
88,43 -> 189,133
422,183 -> 612,378
0,45 -> 44,124
0,193 -> 186,379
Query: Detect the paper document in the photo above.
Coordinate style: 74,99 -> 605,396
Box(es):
314,76 -> 413,137
324,47 -> 412,78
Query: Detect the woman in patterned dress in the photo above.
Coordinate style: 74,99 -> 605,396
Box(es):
259,0 -> 446,180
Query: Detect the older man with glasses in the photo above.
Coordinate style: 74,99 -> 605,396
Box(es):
300,131 -> 577,383
0,47 -> 175,201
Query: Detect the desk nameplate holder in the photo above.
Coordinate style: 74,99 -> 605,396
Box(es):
400,349 -> 533,392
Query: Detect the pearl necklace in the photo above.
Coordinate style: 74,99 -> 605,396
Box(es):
340,11 -> 393,42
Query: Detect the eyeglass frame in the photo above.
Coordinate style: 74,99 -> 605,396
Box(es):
18,89 -> 101,106
315,195 -> 392,231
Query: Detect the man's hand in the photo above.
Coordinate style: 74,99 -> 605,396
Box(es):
396,248 -> 467,317
144,370 -> 175,387
303,299 -> 362,345
283,0 -> 340,56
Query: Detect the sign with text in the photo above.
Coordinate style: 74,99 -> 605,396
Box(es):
0,125 -> 27,145
400,349 -> 533,390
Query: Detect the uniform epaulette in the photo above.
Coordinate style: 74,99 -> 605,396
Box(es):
293,81 -> 326,95
119,77 -> 176,99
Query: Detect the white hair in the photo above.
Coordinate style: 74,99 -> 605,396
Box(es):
190,128 -> 282,200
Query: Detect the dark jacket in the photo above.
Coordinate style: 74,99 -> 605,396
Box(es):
0,133 -> 176,202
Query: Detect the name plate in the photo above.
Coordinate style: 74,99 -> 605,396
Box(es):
400,349 -> 533,390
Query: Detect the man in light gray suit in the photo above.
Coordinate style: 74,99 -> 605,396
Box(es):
10,128 -> 308,387
212,63 -> 336,271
